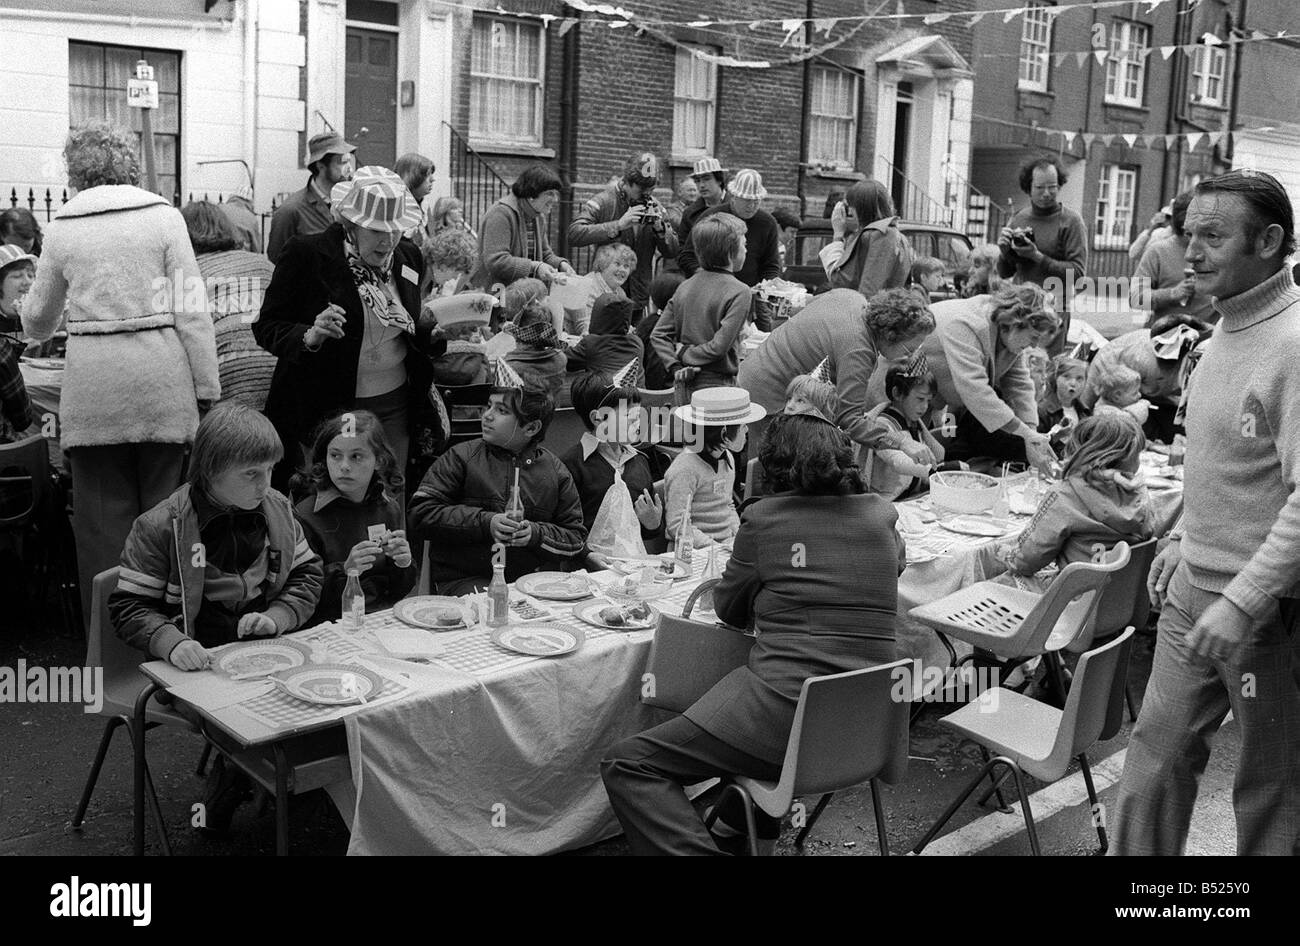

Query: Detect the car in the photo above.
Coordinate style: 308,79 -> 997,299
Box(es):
784,217 -> 974,300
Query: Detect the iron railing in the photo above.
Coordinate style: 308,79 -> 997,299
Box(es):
443,122 -> 510,241
877,156 -> 956,228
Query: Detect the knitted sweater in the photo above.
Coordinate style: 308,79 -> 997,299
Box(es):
678,203 -> 782,287
664,448 -> 739,547
197,249 -> 277,411
1180,266 -> 1300,620
649,269 -> 751,380
996,203 -> 1088,289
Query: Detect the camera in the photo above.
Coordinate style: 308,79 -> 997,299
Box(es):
1011,228 -> 1034,248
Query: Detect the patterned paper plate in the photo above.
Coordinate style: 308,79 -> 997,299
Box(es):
572,599 -> 659,631
216,639 -> 311,679
273,663 -> 384,705
490,624 -> 584,657
939,515 -> 1011,538
515,572 -> 591,601
393,595 -> 476,630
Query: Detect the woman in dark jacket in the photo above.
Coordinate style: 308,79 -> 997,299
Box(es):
601,413 -> 906,855
254,166 -> 445,492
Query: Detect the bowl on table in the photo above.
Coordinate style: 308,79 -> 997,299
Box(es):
929,470 -> 1001,515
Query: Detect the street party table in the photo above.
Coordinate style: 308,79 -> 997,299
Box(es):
18,357 -> 63,470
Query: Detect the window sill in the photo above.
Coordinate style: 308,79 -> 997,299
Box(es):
1017,86 -> 1054,103
806,166 -> 864,181
468,140 -> 556,159
1188,99 -> 1228,112
1102,100 -> 1149,117
669,153 -> 711,169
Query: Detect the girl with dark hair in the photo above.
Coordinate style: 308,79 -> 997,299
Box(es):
292,409 -> 415,627
601,412 -> 905,854
820,179 -> 914,298
472,164 -> 575,289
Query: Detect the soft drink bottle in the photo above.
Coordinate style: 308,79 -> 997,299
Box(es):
342,568 -> 365,630
487,563 -> 509,628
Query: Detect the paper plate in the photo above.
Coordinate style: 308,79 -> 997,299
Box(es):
905,548 -> 942,566
393,595 -> 476,630
273,663 -> 384,705
607,556 -> 690,580
490,624 -> 584,657
939,515 -> 1010,538
216,639 -> 311,679
373,626 -> 446,661
19,357 -> 64,370
515,572 -> 591,600
572,599 -> 659,631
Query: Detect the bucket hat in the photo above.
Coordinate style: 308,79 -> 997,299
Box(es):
728,169 -> 767,201
691,157 -> 728,178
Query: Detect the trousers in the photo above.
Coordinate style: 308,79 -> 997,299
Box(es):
600,715 -> 783,855
1111,562 -> 1300,855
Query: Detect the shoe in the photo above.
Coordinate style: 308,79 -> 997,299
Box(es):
199,753 -> 253,839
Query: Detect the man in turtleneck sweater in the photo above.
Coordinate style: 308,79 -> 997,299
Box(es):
997,156 -> 1087,355
1112,170 -> 1300,856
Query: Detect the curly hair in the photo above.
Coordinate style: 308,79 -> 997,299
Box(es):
1017,155 -> 1068,195
423,227 -> 477,275
297,410 -> 404,500
987,283 -> 1059,334
64,121 -> 141,191
864,287 -> 935,347
759,413 -> 865,496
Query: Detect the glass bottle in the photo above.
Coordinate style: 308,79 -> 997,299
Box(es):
342,568 -> 365,630
674,508 -> 694,570
487,563 -> 509,628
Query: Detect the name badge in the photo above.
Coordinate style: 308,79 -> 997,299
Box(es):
401,265 -> 419,285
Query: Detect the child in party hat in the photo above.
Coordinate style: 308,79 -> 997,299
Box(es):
783,357 -> 839,423
867,351 -> 945,500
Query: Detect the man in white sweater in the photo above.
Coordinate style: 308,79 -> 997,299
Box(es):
1113,170 -> 1300,855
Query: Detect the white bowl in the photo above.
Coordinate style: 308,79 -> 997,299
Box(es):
929,471 -> 1000,515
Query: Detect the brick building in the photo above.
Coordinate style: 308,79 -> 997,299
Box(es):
968,0 -> 1299,281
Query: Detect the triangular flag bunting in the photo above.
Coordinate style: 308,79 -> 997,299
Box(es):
1144,0 -> 1168,13
1075,51 -> 1089,67
687,20 -> 713,27
810,357 -> 833,385
1122,134 -> 1137,148
557,18 -> 576,36
1054,52 -> 1070,67
968,11 -> 986,26
1202,32 -> 1222,46
1063,131 -> 1078,149
923,12 -> 951,25
494,358 -> 526,390
1134,135 -> 1147,148
1002,8 -> 1022,25
1100,134 -> 1115,147
1251,30 -> 1266,41
1187,132 -> 1206,150
1160,46 -> 1177,60
1094,49 -> 1108,65
1140,47 -> 1154,59
813,17 -> 837,36
1081,133 -> 1096,148
1165,134 -> 1179,148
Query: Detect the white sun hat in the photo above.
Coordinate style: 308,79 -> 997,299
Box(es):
330,166 -> 423,233
728,168 -> 767,201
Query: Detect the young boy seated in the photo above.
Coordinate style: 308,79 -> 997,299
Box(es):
110,403 -> 324,665
868,365 -> 945,501
1092,362 -> 1152,427
565,293 -> 645,381
637,271 -> 683,391
783,358 -> 839,423
909,255 -> 946,304
407,365 -> 587,595
650,214 -> 750,396
561,369 -> 664,560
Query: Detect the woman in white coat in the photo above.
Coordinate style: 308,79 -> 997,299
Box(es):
23,122 -> 220,618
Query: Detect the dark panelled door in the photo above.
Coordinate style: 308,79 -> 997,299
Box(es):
345,27 -> 397,169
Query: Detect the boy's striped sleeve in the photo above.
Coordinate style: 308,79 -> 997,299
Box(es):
108,511 -> 187,659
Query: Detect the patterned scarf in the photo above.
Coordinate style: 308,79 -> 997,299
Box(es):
344,237 -> 414,334
512,319 -> 561,350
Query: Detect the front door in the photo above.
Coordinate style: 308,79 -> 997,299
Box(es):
891,82 -> 913,218
345,27 -> 397,170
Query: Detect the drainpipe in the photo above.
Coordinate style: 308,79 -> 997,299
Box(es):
557,14 -> 580,258
243,0 -> 260,203
796,0 -> 813,217
1224,0 -> 1247,165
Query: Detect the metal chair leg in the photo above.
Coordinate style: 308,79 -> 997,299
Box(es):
704,782 -> 761,856
1125,687 -> 1138,722
72,717 -> 122,828
869,780 -> 890,856
1002,759 -> 1041,855
911,758 -> 1005,853
196,742 -> 212,777
274,743 -> 291,856
1078,753 -> 1108,853
131,683 -> 161,856
795,793 -> 833,848
977,745 -> 1013,812
140,759 -> 172,857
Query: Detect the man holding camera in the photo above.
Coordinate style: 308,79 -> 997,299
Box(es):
997,156 -> 1087,354
569,152 -> 679,322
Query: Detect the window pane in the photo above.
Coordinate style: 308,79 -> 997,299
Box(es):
69,43 -> 103,87
106,47 -> 135,89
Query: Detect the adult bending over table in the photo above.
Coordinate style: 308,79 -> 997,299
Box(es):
23,122 -> 220,619
601,413 -> 905,854
254,167 -> 441,492
921,284 -> 1059,473
737,287 -> 936,466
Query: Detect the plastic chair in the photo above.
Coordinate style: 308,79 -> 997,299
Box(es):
1075,537 -> 1158,720
705,659 -> 912,856
909,542 -> 1131,701
910,627 -> 1136,855
642,603 -> 753,716
435,383 -> 492,446
743,457 -> 762,501
0,434 -> 78,635
72,568 -> 203,855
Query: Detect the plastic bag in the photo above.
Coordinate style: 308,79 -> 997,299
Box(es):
588,469 -> 647,559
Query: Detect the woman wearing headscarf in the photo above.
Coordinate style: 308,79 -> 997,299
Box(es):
819,179 -> 915,299
254,166 -> 444,491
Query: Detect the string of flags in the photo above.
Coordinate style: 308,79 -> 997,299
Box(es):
979,28 -> 1297,65
972,113 -> 1279,155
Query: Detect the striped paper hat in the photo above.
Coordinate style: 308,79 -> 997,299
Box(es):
809,357 -> 833,385
330,166 -> 423,233
900,349 -> 930,378
494,358 -> 526,390
610,358 -> 641,389
729,168 -> 767,201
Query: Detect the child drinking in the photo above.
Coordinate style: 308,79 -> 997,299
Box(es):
1038,353 -> 1091,455
665,386 -> 766,548
109,403 -> 324,666
292,410 -> 415,626
649,214 -> 750,396
561,369 -> 664,560
408,370 -> 587,594
869,366 -> 946,501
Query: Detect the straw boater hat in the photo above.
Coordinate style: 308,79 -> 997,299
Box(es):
728,169 -> 767,201
330,166 -> 423,233
674,387 -> 767,427
305,131 -> 356,168
692,156 -> 728,178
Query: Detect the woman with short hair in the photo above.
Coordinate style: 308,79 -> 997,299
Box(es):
22,121 -> 220,617
254,166 -> 444,492
180,201 -> 278,411
921,283 -> 1060,471
601,412 -> 905,854
472,164 -> 575,290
